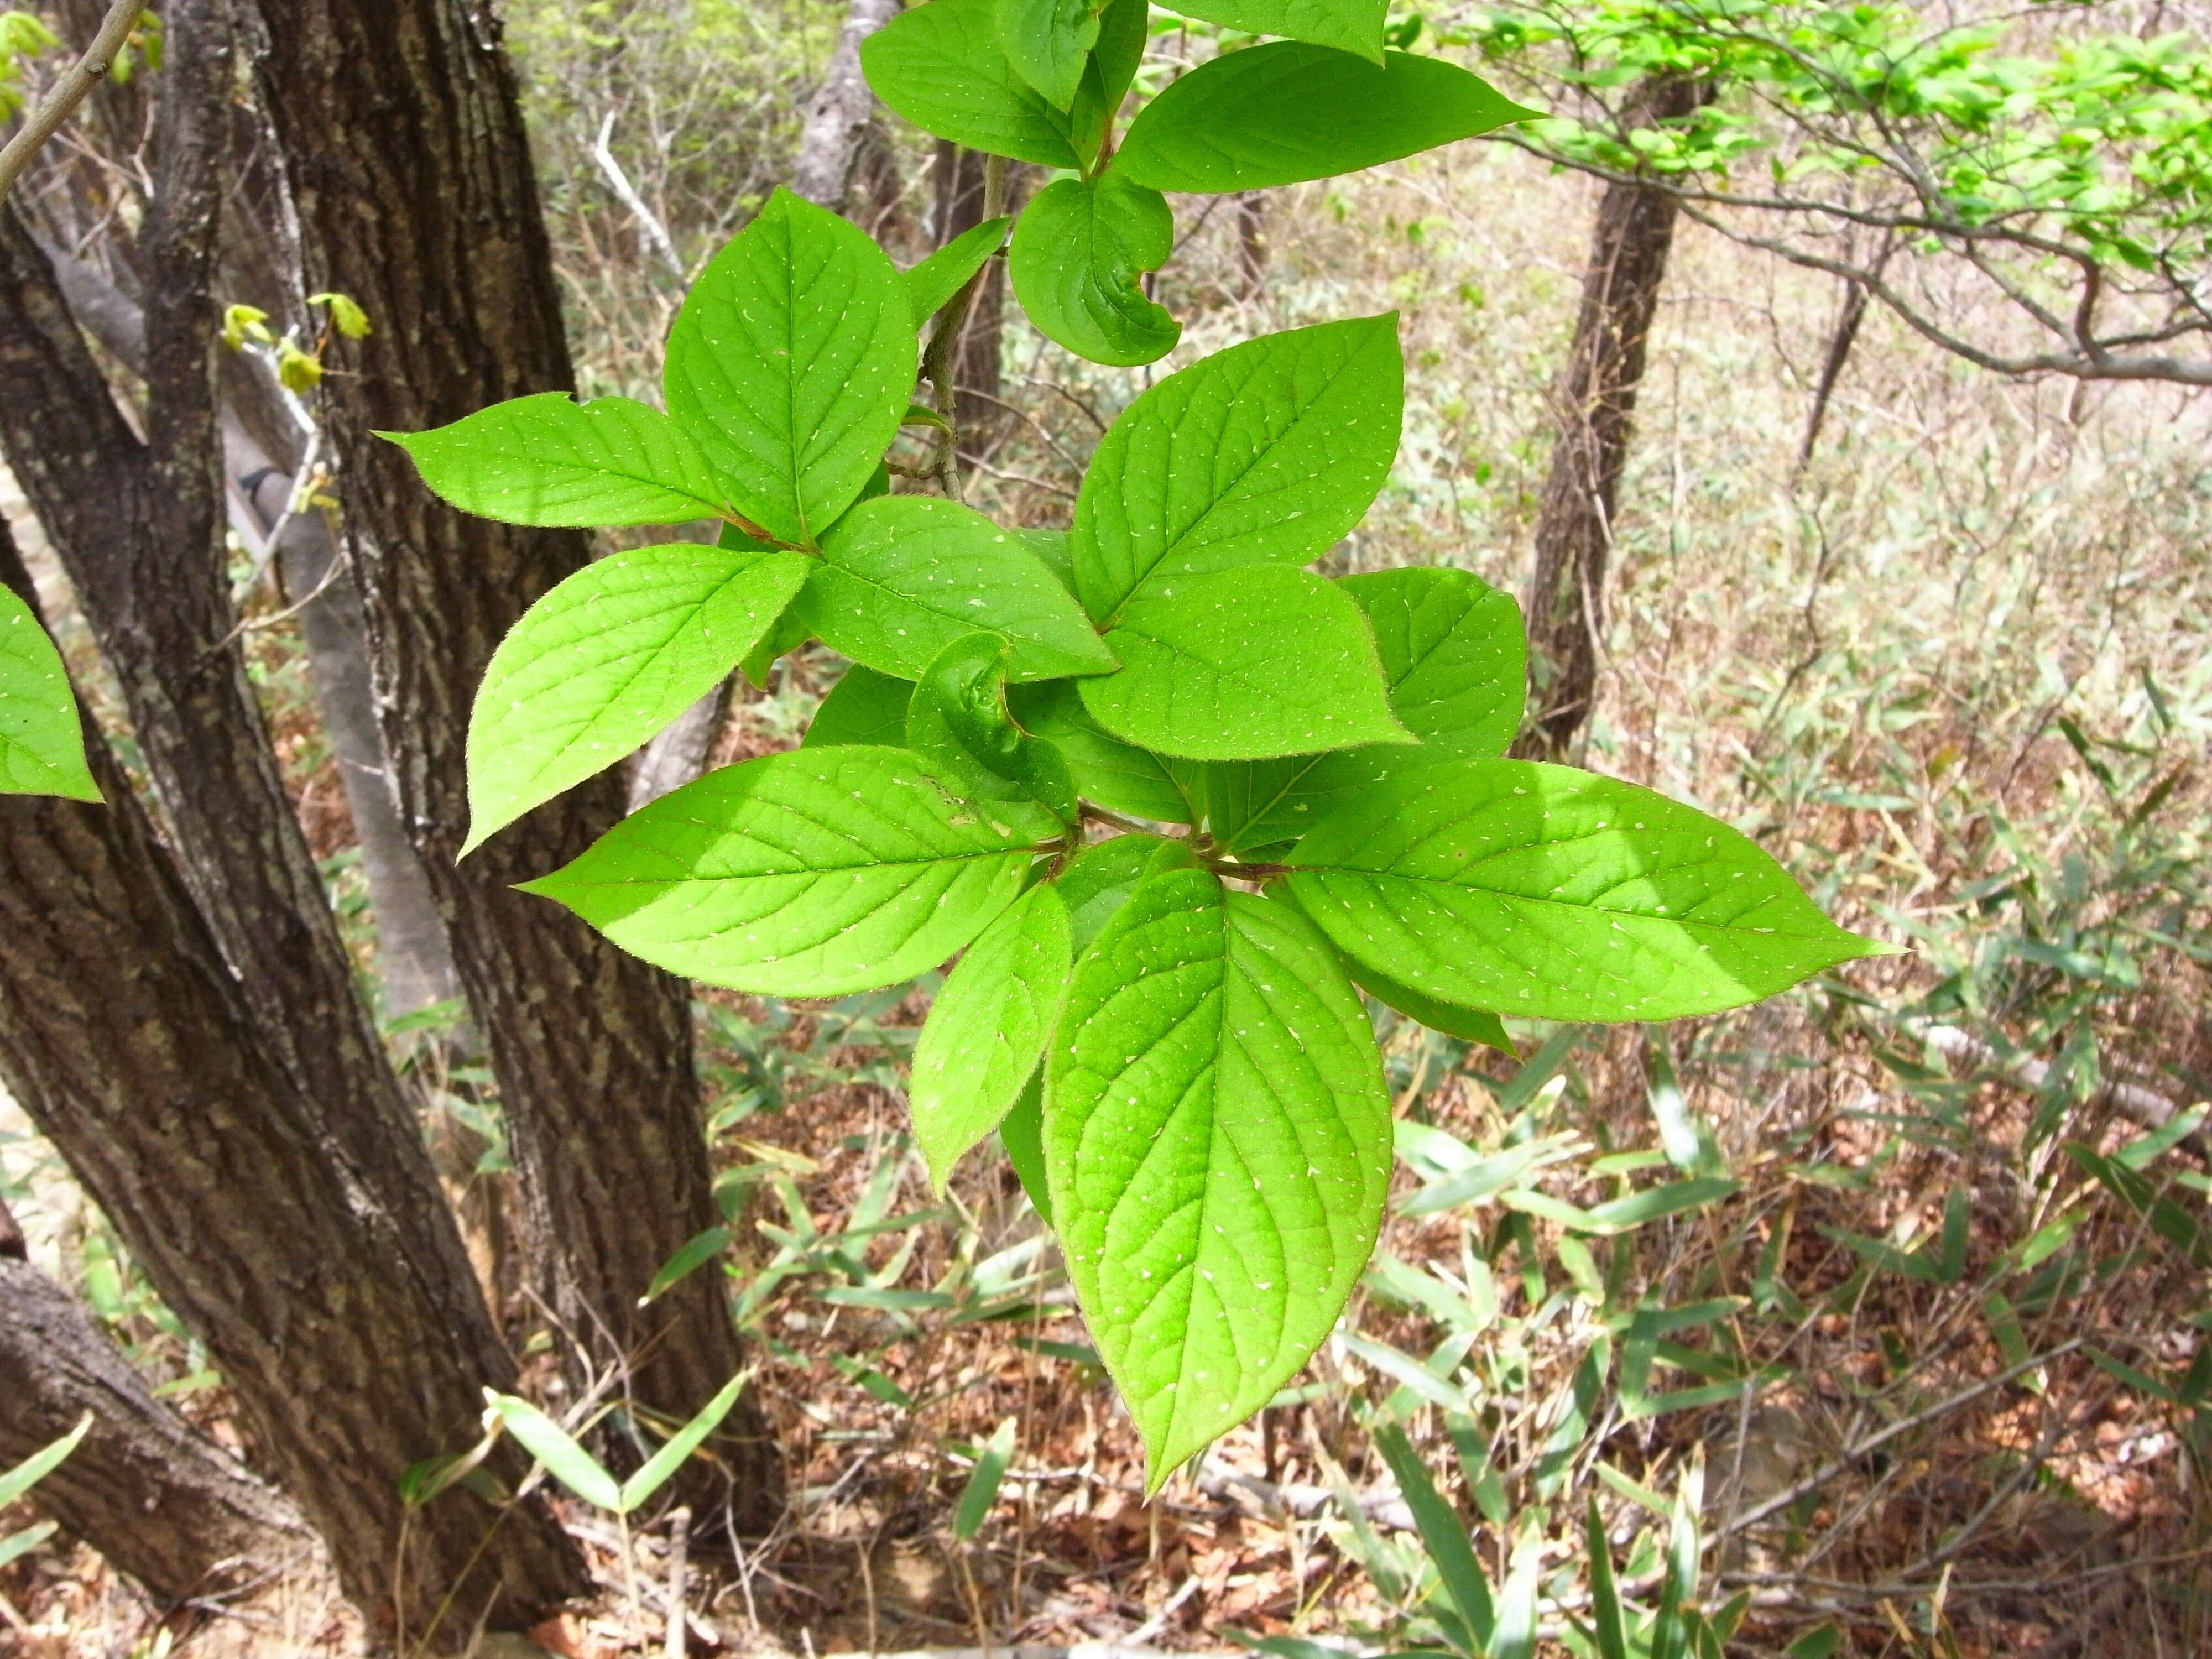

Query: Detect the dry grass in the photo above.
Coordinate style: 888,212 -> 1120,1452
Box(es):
4,27 -> 2209,1659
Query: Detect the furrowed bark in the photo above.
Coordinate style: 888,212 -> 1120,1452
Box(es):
0,525 -> 584,1634
34,233 -> 463,1021
0,1199 -> 308,1605
931,142 -> 1026,450
242,0 -> 773,1524
1517,75 -> 1705,760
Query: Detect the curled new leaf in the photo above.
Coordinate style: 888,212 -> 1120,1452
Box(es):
907,632 -> 1082,825
1010,174 -> 1181,367
521,747 -> 1060,995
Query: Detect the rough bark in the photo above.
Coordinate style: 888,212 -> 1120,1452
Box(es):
0,525 -> 584,1634
1517,75 -> 1705,761
931,144 -> 1027,448
790,0 -> 901,212
34,234 -> 463,1020
242,0 -> 773,1523
0,1200 -> 309,1605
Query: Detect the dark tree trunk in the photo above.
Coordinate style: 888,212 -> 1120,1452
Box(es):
0,526 -> 584,1635
241,0 -> 772,1522
1517,76 -> 1705,761
32,232 -> 465,1024
931,143 -> 1027,449
0,1200 -> 308,1606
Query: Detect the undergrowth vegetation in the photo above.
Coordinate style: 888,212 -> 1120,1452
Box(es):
2,3 -> 2206,1656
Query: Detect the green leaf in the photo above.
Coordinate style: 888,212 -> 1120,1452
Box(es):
0,1521 -> 58,1571
801,495 -> 1118,682
1287,761 -> 1884,1022
1048,870 -> 1392,1482
0,1414 -> 89,1509
1371,1421 -> 1495,1647
620,1369 -> 752,1512
1586,1498 -> 1630,1659
907,632 -> 1080,824
644,1225 -> 736,1305
805,664 -> 915,749
664,188 -> 915,546
1080,566 -> 1412,761
1000,1075 -> 1053,1222
953,1417 -> 1019,1538
485,1392 -> 622,1512
997,0 -> 1101,108
0,584 -> 97,801
1204,565 -> 1525,851
863,0 -> 1084,168
1585,1178 -> 1740,1232
1492,1524 -> 1544,1659
1010,174 -> 1181,367
1157,0 -> 1386,60
1117,45 -> 1535,193
913,882 -> 1073,1191
462,542 -> 810,854
1055,832 -> 1199,956
1066,0 -> 1149,164
520,747 -> 1059,995
905,214 -> 1015,327
1350,959 -> 1513,1055
1007,679 -> 1197,822
381,393 -> 736,528
1072,316 -> 1403,622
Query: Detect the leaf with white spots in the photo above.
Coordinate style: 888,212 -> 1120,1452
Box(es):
1071,316 -> 1404,623
0,582 -> 97,802
380,393 -> 737,528
797,495 -> 1118,682
912,881 -> 1072,1191
1285,760 -> 1885,1023
664,189 -> 915,547
1203,565 -> 1525,852
463,542 -> 810,854
1078,566 -> 1411,761
520,747 -> 1060,995
862,0 -> 1086,168
1046,869 -> 1392,1484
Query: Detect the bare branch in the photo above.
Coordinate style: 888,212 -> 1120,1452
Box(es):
0,0 -> 141,202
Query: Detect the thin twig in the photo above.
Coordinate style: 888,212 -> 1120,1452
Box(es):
593,110 -> 687,285
0,0 -> 143,202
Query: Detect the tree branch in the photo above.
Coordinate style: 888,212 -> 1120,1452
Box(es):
0,0 -> 142,202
